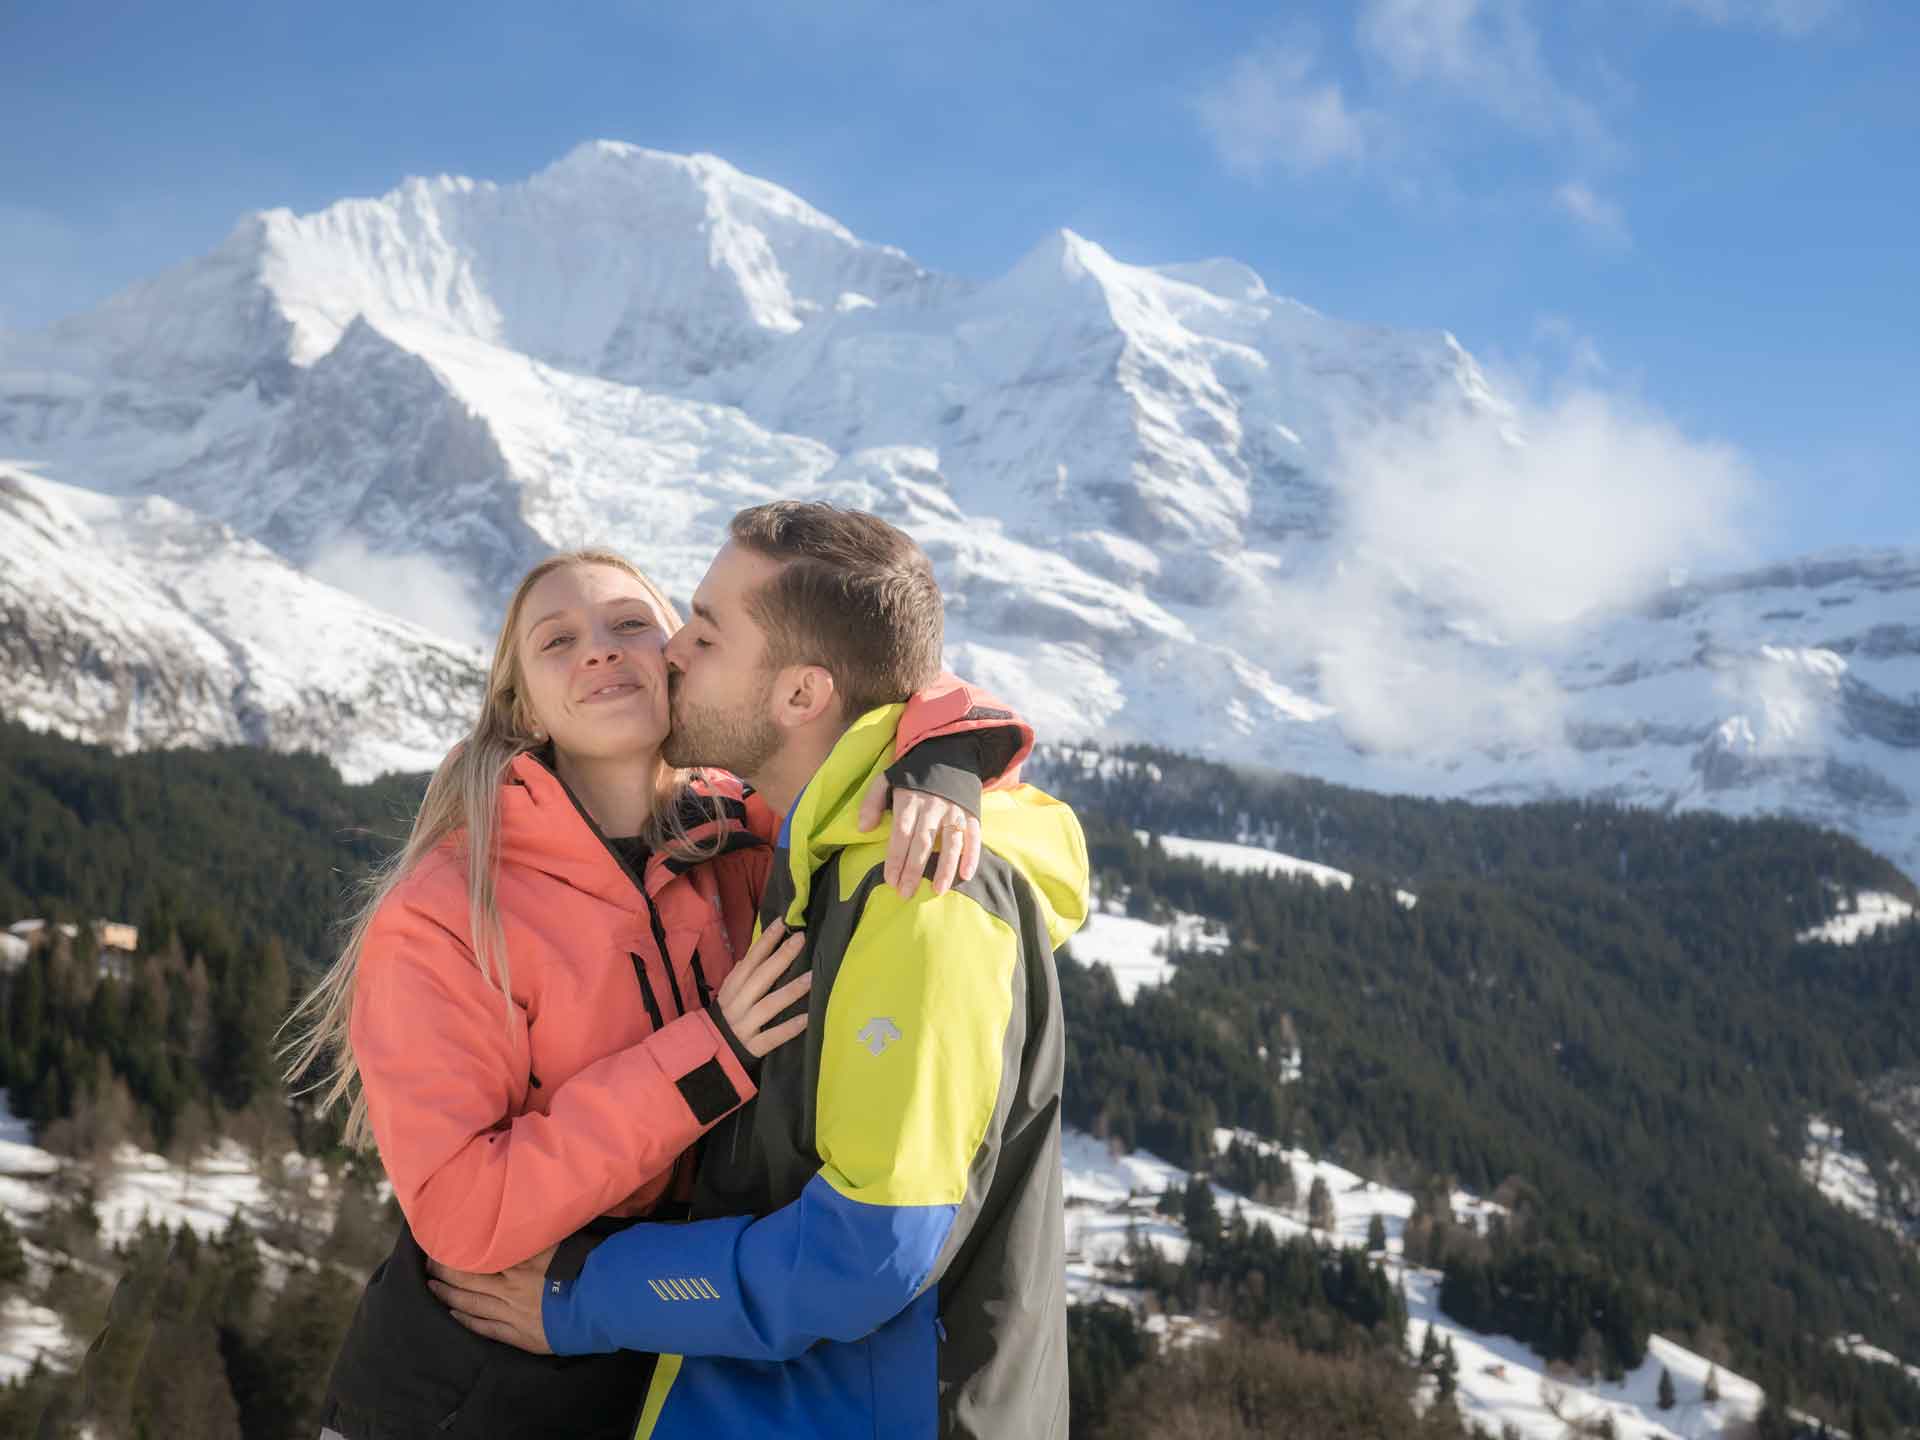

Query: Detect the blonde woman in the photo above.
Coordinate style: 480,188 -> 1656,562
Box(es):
290,549 -> 1027,1440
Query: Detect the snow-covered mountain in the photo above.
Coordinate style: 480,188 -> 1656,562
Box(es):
1,140 -> 1913,872
0,465 -> 482,779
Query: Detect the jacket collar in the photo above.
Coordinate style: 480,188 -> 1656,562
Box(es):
498,752 -> 761,908
774,704 -> 903,928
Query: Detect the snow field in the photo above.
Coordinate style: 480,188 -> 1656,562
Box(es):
1060,1125 -> 1772,1439
1797,890 -> 1916,945
1139,831 -> 1421,908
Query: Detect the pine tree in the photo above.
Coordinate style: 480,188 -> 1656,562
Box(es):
0,1213 -> 26,1291
1703,1366 -> 1721,1404
1366,1212 -> 1387,1253
1657,1365 -> 1676,1410
1182,1176 -> 1221,1251
1437,1336 -> 1459,1400
1308,1175 -> 1334,1231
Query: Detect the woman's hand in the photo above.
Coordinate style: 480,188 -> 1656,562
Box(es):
861,776 -> 982,900
714,921 -> 811,1058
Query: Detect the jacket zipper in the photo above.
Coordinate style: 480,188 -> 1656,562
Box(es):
541,758 -> 687,1028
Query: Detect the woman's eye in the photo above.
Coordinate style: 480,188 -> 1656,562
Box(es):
541,633 -> 572,651
618,617 -> 651,631
693,637 -> 712,649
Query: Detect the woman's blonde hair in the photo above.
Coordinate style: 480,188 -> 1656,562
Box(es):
284,550 -> 713,1149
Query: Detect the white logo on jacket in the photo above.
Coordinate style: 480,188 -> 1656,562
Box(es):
857,1017 -> 902,1055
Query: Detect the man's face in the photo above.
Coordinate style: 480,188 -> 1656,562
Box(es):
662,541 -> 786,776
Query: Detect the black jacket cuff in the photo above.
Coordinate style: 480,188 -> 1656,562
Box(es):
708,1001 -> 762,1080
885,729 -> 1023,820
546,1228 -> 608,1290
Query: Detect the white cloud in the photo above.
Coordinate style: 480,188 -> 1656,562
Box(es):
308,537 -> 489,649
1356,0 -> 1614,153
1554,180 -> 1632,248
1666,0 -> 1843,36
1531,313 -> 1610,381
1197,1 -> 1630,219
1282,379 -> 1756,759
1194,42 -> 1375,179
1337,386 -> 1753,635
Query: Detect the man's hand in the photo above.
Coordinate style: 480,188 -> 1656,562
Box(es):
426,1245 -> 558,1354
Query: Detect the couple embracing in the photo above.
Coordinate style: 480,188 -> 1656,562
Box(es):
290,501 -> 1088,1439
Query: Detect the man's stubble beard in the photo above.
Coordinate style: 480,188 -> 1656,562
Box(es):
662,668 -> 783,777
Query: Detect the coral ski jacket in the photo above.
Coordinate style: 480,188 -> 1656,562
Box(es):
320,679 -> 1031,1440
542,701 -> 1089,1440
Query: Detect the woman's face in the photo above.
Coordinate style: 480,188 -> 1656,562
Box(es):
514,563 -> 674,764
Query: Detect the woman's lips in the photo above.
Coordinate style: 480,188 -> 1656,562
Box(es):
580,681 -> 644,703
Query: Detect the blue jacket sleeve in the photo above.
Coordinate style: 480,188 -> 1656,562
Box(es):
544,1175 -> 955,1360
544,879 -> 1020,1361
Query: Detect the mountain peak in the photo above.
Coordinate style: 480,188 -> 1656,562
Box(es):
534,140 -> 862,245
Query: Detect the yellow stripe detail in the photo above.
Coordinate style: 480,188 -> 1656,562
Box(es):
631,1352 -> 683,1438
668,1278 -> 692,1300
696,1278 -> 720,1299
647,1279 -> 671,1301
817,877 -> 1017,1209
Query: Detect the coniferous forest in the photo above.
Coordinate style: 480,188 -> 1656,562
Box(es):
2,720 -> 1918,1436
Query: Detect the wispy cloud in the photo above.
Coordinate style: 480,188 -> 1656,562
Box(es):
1356,0 -> 1613,153
1531,312 -> 1610,382
1665,0 -> 1843,36
308,537 -> 489,649
1193,40 -> 1376,179
1197,0 -> 1631,238
1288,374 -> 1756,758
1553,180 -> 1632,248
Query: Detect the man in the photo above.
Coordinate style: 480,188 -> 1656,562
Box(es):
431,502 -> 1088,1439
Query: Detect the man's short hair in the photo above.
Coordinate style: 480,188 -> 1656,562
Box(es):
727,501 -> 943,720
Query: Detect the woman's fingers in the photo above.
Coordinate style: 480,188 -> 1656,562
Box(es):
718,923 -> 793,1003
750,1012 -> 809,1057
736,932 -> 805,1004
960,814 -> 983,883
884,792 -> 984,898
716,929 -> 805,1059
735,919 -> 788,974
931,822 -> 965,895
885,790 -> 925,892
858,773 -> 891,833
741,973 -> 813,1056
897,799 -> 945,898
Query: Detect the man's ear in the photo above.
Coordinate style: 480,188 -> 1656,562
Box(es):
772,664 -> 839,730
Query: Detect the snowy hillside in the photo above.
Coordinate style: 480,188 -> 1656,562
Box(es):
0,1085 -> 1797,1439
1,142 -> 1916,875
0,464 -> 483,780
1061,1125 -> 1773,1440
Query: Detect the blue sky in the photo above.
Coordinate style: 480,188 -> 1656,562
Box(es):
3,0 -> 1915,561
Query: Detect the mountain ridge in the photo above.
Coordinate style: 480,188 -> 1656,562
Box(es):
0,142 -> 1914,874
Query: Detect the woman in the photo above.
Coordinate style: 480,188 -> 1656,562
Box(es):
288,549 -> 1025,1440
